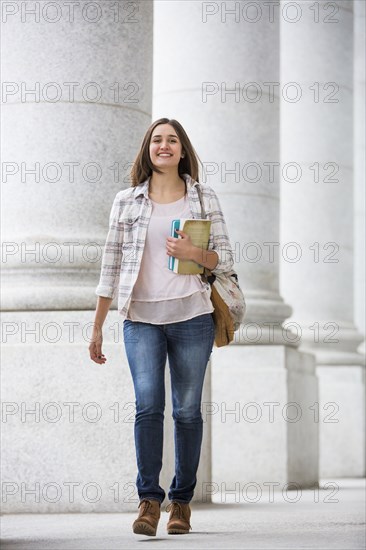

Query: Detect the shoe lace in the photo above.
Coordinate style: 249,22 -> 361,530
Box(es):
165,501 -> 192,530
138,499 -> 159,517
139,499 -> 151,513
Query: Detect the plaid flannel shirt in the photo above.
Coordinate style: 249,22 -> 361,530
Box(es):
95,173 -> 234,319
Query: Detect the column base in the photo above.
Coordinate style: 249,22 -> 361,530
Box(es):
317,364 -> 366,478
210,345 -> 319,503
1,310 -> 211,512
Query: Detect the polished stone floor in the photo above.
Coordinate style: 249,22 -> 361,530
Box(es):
1,479 -> 365,549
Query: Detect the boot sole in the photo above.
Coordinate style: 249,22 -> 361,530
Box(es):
133,521 -> 157,536
167,528 -> 189,534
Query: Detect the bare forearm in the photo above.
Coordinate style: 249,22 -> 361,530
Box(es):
190,245 -> 219,271
93,296 -> 113,332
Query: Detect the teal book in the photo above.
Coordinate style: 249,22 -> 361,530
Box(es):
168,218 -> 211,274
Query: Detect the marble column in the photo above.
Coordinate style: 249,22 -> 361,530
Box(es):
353,0 -> 365,476
354,0 -> 365,358
153,0 -> 318,494
1,0 -> 154,512
280,0 -> 365,477
2,0 -> 152,310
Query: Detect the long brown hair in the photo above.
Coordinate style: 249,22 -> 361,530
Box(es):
130,118 -> 203,187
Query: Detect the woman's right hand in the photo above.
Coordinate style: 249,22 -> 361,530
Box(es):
89,298 -> 113,364
89,328 -> 106,365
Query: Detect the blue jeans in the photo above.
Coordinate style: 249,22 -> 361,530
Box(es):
123,312 -> 215,505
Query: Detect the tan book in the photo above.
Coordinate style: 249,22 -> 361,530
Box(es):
168,218 -> 212,274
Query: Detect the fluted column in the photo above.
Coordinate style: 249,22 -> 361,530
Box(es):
153,0 -> 318,492
280,0 -> 365,476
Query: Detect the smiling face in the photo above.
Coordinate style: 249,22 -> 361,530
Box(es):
149,123 -> 184,169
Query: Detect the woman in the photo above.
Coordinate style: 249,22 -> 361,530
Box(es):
89,118 -> 234,536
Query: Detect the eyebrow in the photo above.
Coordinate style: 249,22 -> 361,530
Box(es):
152,134 -> 179,138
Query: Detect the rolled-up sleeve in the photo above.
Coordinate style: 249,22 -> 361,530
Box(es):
207,188 -> 234,275
95,193 -> 123,300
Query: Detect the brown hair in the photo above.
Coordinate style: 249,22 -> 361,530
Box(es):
130,118 -> 203,187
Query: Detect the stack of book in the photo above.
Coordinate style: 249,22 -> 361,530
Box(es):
168,218 -> 211,274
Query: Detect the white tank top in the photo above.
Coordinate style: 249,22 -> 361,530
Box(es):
126,193 -> 214,324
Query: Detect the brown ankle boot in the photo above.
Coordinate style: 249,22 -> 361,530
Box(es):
165,500 -> 192,534
132,498 -> 161,536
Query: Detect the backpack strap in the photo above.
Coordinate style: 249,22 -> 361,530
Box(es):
196,184 -> 215,282
196,183 -> 207,219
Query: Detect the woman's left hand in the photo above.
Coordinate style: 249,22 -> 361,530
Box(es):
166,229 -> 194,261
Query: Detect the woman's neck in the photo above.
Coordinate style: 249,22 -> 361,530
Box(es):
148,172 -> 186,200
